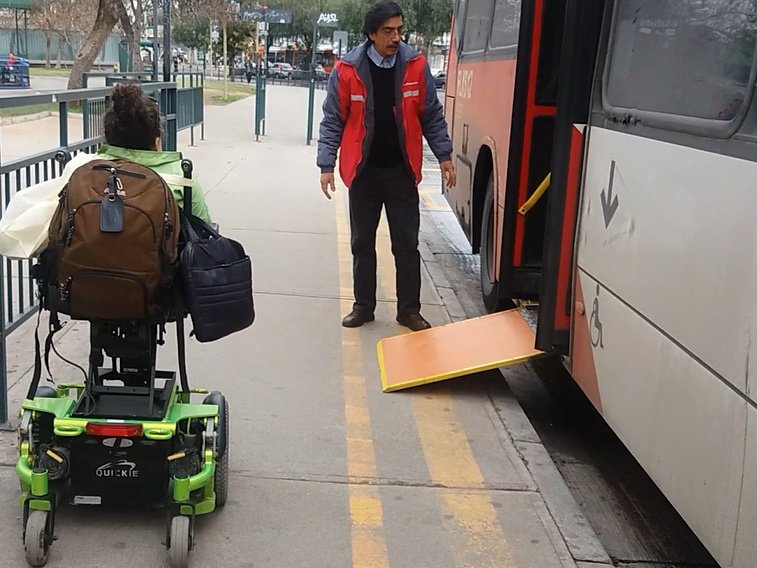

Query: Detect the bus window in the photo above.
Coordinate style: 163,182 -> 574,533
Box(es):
489,0 -> 520,51
463,0 -> 495,53
605,0 -> 757,122
535,1 -> 565,106
455,0 -> 468,54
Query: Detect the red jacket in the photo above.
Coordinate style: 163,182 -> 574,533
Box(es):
317,42 -> 452,188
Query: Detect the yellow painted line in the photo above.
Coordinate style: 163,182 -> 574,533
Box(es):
372,205 -> 516,565
413,392 -> 516,567
335,183 -> 389,568
418,187 -> 447,211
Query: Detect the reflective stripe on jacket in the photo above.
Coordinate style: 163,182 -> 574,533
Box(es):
317,41 -> 452,188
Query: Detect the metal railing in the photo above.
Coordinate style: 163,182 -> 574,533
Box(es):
83,71 -> 205,146
0,82 -> 182,427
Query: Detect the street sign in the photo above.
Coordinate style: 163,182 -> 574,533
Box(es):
316,13 -> 339,28
241,8 -> 292,24
333,31 -> 348,55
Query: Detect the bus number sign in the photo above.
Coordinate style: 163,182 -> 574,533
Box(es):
457,69 -> 473,99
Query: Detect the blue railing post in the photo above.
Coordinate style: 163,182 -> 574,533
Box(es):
59,101 -> 68,149
255,73 -> 266,142
82,73 -> 90,142
0,218 -> 8,429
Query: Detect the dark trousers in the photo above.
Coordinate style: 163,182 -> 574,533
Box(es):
349,164 -> 420,317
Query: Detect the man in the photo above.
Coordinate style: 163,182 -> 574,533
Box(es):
317,1 -> 456,331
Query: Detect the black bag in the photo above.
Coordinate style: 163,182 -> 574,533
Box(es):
179,211 -> 255,343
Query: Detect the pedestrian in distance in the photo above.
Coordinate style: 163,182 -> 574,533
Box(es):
317,1 -> 456,332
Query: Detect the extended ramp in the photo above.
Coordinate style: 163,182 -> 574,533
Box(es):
378,309 -> 544,392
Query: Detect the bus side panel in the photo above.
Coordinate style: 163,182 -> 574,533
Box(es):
575,127 -> 757,567
578,128 -> 756,402
572,268 -> 745,567
445,59 -> 518,249
734,408 -> 757,566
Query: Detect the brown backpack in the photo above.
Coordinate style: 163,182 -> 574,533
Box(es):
43,158 -> 180,321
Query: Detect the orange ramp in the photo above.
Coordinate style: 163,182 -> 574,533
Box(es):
378,309 -> 545,392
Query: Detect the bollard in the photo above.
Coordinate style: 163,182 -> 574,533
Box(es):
306,76 -> 316,145
254,72 -> 267,141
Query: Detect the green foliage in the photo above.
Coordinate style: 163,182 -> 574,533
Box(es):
403,0 -> 453,49
211,20 -> 256,68
328,0 -> 373,47
173,20 -> 211,52
316,0 -> 453,52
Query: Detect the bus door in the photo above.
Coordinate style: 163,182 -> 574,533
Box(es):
492,0 -> 567,307
533,0 -> 605,353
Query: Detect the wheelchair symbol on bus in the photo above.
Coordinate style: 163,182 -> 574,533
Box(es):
590,284 -> 604,349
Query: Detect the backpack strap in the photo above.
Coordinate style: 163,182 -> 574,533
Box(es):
43,310 -> 63,381
158,173 -> 193,188
26,307 -> 63,401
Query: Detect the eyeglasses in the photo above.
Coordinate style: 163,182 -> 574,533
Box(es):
379,26 -> 403,38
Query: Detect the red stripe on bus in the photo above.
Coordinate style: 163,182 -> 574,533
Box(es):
570,274 -> 603,413
554,126 -> 584,329
514,0 -> 557,267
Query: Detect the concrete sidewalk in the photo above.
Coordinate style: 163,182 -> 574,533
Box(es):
0,86 -> 612,568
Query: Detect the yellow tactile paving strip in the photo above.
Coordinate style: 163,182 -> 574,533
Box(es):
335,187 -> 390,568
335,175 -> 521,567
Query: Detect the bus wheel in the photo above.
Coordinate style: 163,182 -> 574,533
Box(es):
480,174 -> 509,313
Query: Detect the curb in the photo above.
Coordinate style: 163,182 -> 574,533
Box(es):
419,203 -> 614,567
0,111 -> 53,125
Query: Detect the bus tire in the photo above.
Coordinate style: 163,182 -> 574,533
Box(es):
480,174 -> 510,313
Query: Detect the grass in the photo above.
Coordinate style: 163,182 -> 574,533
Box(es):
204,78 -> 254,94
204,78 -> 254,105
8,69 -> 249,114
0,102 -> 83,118
29,67 -> 71,77
210,94 -> 243,104
0,103 -> 57,117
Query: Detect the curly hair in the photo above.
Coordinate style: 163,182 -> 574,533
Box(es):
103,83 -> 162,151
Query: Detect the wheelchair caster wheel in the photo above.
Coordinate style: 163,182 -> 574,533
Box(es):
24,510 -> 50,567
169,515 -> 191,568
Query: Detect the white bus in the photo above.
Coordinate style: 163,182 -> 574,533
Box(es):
438,1 -> 757,566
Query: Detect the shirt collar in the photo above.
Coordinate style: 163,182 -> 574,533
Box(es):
368,44 -> 397,69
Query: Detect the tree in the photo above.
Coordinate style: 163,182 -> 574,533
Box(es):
268,0 -> 322,55
67,0 -> 121,90
329,0 -> 372,48
211,20 -> 256,80
30,0 -> 58,68
174,20 -> 211,54
122,0 -> 149,71
30,0 -> 97,69
403,0 -> 453,54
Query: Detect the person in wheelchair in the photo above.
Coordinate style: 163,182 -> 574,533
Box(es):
96,83 -> 211,222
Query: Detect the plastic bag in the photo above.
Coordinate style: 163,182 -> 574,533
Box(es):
0,153 -> 96,259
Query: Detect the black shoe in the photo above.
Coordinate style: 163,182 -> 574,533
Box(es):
342,310 -> 375,328
396,313 -> 431,331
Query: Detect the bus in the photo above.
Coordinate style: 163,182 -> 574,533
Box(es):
443,1 -> 757,567
267,45 -> 335,73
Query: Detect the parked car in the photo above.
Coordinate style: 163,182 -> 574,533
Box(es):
315,64 -> 329,81
291,66 -> 309,80
434,71 -> 446,90
269,62 -> 294,79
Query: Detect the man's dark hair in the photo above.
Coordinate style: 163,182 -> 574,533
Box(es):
104,83 -> 162,151
363,1 -> 403,38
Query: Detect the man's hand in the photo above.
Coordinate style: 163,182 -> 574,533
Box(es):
320,172 -> 336,200
440,160 -> 457,189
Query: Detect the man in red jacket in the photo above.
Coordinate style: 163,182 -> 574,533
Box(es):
317,1 -> 456,331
